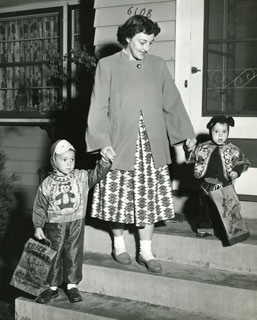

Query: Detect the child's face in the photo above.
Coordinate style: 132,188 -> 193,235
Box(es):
55,150 -> 75,174
211,122 -> 229,145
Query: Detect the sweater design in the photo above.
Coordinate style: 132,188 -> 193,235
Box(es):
48,172 -> 82,217
189,141 -> 249,180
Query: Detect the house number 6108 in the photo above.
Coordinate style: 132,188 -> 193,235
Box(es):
127,6 -> 152,18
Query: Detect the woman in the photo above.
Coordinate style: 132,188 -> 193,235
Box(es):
86,15 -> 196,273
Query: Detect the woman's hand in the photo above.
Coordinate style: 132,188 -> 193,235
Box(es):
185,137 -> 197,151
101,146 -> 116,162
34,227 -> 46,240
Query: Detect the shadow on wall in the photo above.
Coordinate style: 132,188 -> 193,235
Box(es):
169,134 -> 210,232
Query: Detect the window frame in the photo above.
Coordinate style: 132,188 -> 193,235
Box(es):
202,0 -> 257,117
0,6 -> 63,124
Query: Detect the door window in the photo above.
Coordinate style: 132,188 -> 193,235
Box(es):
203,0 -> 257,116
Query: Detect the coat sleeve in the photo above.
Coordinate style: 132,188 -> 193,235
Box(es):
87,159 -> 111,189
32,184 -> 48,228
231,145 -> 250,176
86,59 -> 112,152
162,61 -> 195,145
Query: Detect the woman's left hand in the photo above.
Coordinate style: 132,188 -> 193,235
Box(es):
185,137 -> 197,151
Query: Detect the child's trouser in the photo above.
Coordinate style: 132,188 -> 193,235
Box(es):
45,218 -> 84,287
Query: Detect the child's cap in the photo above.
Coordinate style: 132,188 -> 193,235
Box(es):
207,115 -> 234,130
51,139 -> 76,156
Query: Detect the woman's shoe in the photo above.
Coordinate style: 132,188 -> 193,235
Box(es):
112,251 -> 132,265
137,255 -> 162,273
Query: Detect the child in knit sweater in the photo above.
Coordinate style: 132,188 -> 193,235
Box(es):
33,139 -> 113,303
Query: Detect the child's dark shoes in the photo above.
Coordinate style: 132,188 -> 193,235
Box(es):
35,288 -> 58,304
67,288 -> 82,303
137,255 -> 162,273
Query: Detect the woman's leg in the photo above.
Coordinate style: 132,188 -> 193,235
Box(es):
138,224 -> 154,260
110,222 -> 125,237
110,222 -> 131,264
137,224 -> 162,273
138,223 -> 154,240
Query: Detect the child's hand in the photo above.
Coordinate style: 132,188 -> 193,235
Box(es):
101,146 -> 116,162
34,227 -> 46,240
230,171 -> 238,180
185,137 -> 197,152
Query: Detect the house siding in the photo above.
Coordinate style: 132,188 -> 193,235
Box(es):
94,0 -> 176,78
0,125 -> 51,210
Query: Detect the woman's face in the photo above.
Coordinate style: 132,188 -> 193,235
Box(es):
125,32 -> 155,60
211,122 -> 229,145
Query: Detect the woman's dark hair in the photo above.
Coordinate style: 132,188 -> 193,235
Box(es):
117,15 -> 161,46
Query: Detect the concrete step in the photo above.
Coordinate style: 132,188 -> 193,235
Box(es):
84,218 -> 257,275
15,290 -> 223,320
79,252 -> 257,320
173,196 -> 257,220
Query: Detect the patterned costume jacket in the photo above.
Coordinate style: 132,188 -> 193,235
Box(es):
187,140 -> 250,181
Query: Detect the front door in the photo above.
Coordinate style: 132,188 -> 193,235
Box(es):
176,0 -> 257,199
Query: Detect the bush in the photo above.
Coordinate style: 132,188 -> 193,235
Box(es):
0,148 -> 17,239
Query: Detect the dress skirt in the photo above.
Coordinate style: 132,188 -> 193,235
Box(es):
91,114 -> 175,227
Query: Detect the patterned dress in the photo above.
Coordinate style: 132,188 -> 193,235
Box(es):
91,114 -> 175,227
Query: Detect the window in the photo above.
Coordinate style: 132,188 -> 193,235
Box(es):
203,0 -> 257,116
68,5 -> 80,101
0,7 -> 62,121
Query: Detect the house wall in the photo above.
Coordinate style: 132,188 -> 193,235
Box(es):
0,0 -> 80,212
0,126 -> 51,211
94,0 -> 176,78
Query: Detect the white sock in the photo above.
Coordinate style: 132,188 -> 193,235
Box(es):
139,240 -> 155,261
67,283 -> 77,290
50,286 -> 58,291
113,235 -> 126,255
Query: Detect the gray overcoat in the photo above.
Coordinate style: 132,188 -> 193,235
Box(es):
86,51 -> 195,171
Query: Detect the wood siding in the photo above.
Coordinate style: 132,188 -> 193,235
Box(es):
94,0 -> 176,78
0,126 -> 51,210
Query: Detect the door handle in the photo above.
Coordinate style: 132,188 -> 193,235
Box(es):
191,66 -> 201,74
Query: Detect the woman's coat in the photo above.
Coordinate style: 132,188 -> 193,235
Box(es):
86,51 -> 195,171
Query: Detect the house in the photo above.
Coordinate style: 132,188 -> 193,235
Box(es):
1,0 -> 257,319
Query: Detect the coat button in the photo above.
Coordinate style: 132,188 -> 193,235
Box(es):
137,64 -> 142,69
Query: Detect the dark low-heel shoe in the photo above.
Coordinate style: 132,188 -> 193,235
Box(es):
137,255 -> 162,273
35,288 -> 59,304
112,251 -> 132,265
66,287 -> 82,303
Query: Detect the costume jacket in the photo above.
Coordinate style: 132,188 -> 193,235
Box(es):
86,51 -> 195,171
33,159 -> 110,227
187,140 -> 250,181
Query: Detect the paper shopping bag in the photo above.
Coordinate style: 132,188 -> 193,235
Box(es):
10,238 -> 56,296
209,184 -> 250,246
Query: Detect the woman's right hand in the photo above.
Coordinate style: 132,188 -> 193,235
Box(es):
34,227 -> 46,240
101,146 -> 116,162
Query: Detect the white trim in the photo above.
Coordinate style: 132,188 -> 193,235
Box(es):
175,0 -> 192,111
0,119 -> 54,123
94,0 -> 173,9
0,0 -> 79,13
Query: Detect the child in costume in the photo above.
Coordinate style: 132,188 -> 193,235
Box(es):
186,116 -> 250,238
33,139 -> 113,303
